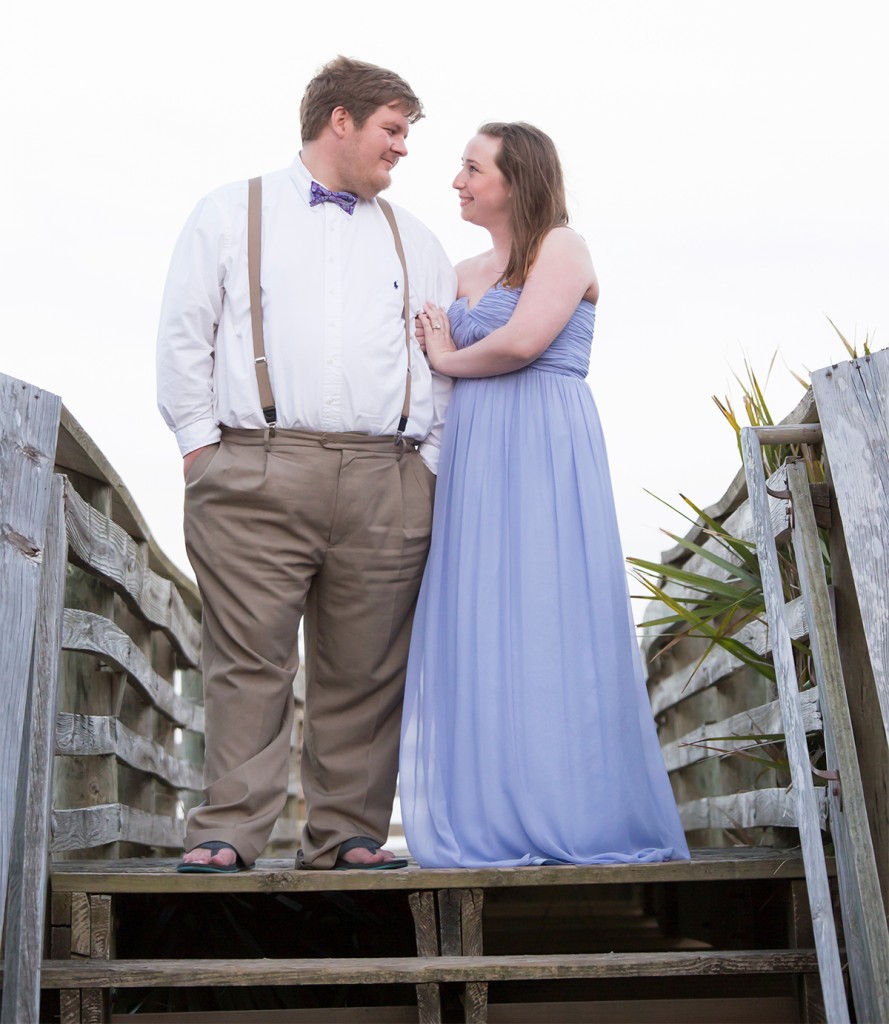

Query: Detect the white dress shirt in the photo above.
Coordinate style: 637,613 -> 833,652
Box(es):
157,156 -> 456,471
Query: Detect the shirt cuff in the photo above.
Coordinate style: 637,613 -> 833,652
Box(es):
176,420 -> 222,457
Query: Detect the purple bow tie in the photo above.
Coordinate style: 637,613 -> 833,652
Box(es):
309,180 -> 358,215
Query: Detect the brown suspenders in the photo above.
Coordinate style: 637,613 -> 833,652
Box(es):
247,176 -> 413,442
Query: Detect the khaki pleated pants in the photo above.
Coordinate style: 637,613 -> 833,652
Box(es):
182,427 -> 434,867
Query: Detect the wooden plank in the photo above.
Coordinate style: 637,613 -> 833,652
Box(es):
648,598 -> 808,716
53,888 -> 80,1024
409,891 -> 441,1024
50,846 -> 829,894
663,688 -> 821,772
438,890 -> 462,955
56,477 -> 122,864
59,990 -> 81,1024
678,787 -> 826,832
70,892 -> 91,957
741,427 -> 848,1024
0,373 -> 62,943
1,478 -> 66,1024
787,459 -> 889,1023
16,950 -> 821,988
100,996 -> 799,1023
437,889 -> 488,1021
64,480 -> 200,668
52,804 -> 184,852
107,1010 -> 420,1023
461,890 -> 487,1024
812,353 -> 889,749
81,896 -> 112,1024
56,405 -> 200,614
496,996 -> 798,1024
62,609 -> 203,731
789,879 -> 827,1023
829,483 -> 889,916
55,713 -> 202,791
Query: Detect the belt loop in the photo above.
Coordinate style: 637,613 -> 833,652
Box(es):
264,426 -> 274,451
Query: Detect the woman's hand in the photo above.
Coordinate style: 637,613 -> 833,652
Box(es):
417,302 -> 456,371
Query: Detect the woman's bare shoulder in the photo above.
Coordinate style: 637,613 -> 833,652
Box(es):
530,227 -> 598,304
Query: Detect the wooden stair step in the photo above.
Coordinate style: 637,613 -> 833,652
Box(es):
50,847 -> 828,894
18,950 -> 818,989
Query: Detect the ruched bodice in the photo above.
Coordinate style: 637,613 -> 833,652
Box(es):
449,286 -> 595,379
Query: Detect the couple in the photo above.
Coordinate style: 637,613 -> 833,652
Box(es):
157,56 -> 689,873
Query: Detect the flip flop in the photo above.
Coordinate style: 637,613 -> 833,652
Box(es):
176,840 -> 251,873
333,836 -> 409,870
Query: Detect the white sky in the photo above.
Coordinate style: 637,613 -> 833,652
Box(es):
3,1 -> 887,582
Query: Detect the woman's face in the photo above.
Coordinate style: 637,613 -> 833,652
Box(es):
452,134 -> 511,228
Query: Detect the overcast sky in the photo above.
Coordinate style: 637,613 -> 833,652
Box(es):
3,1 -> 886,583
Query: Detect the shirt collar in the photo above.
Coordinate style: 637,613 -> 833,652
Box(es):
290,154 -> 365,212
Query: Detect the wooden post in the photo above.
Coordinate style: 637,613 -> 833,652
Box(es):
828,494 -> 889,909
789,879 -> 827,1023
409,891 -> 442,1024
812,353 -> 889,913
1,477 -> 67,1024
54,473 -> 120,860
438,889 -> 487,1024
460,890 -> 487,1024
0,374 -> 62,942
787,460 -> 889,1023
741,428 -> 849,1024
81,894 -> 113,1023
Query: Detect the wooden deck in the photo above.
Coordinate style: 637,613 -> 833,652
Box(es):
35,846 -> 829,1023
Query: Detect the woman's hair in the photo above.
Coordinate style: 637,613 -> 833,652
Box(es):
478,122 -> 569,287
300,56 -> 424,143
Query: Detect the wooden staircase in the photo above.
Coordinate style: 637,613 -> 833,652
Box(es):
2,350 -> 888,1023
35,848 -> 824,1023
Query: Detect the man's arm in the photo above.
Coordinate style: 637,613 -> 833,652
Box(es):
156,193 -> 228,464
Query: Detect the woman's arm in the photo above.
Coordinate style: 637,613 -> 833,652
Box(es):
421,229 -> 598,378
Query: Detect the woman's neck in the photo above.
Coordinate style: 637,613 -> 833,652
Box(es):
487,224 -> 512,278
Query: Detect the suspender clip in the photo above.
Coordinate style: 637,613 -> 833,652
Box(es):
394,414 -> 409,446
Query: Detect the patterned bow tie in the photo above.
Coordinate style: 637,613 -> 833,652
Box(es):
309,180 -> 358,215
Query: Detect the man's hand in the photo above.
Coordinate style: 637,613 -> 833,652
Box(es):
183,445 -> 214,480
414,313 -> 427,353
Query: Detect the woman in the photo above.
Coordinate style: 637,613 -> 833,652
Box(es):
399,122 -> 689,868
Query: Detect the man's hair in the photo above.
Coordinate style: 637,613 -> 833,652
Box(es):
300,56 -> 424,143
478,122 -> 569,288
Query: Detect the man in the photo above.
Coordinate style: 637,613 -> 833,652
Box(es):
157,56 -> 455,872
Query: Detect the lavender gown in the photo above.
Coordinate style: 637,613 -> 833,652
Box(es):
399,285 -> 689,868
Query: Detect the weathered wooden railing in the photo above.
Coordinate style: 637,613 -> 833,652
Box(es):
640,389 -> 825,844
3,351 -> 887,1022
641,349 -> 889,1021
0,372 -> 306,1020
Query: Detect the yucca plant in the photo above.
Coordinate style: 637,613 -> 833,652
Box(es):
629,352 -> 834,692
631,325 -> 873,795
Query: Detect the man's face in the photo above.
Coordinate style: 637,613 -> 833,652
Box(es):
338,102 -> 410,199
